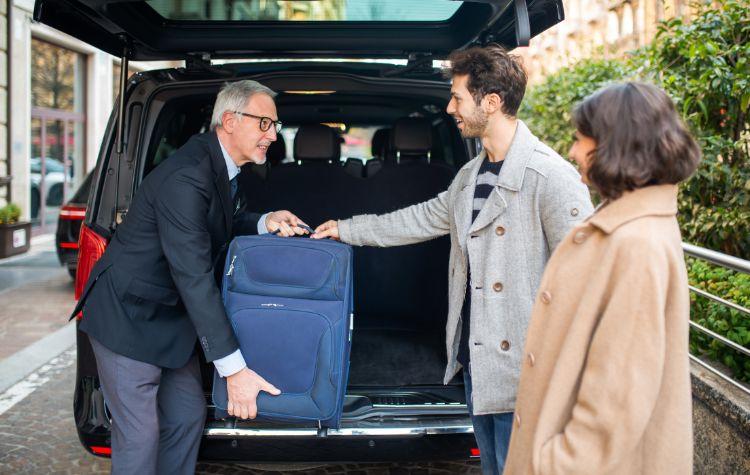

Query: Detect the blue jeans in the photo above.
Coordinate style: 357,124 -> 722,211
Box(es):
464,370 -> 514,475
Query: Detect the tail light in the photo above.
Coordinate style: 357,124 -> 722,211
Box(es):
89,446 -> 112,456
74,224 -> 108,317
59,204 -> 87,220
470,447 -> 481,458
60,205 -> 88,250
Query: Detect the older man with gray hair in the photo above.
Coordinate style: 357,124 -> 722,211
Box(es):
76,80 -> 306,474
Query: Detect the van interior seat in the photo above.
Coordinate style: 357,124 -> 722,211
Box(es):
294,123 -> 341,165
266,135 -> 286,166
352,118 -> 454,333
343,158 -> 365,179
391,117 -> 432,164
371,127 -> 391,160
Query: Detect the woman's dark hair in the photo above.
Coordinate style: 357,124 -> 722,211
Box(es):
445,44 -> 527,117
572,82 -> 701,201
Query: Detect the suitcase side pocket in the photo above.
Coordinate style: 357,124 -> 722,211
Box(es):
225,306 -> 339,421
228,244 -> 341,300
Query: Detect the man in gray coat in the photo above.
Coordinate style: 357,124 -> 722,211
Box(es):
313,46 -> 593,475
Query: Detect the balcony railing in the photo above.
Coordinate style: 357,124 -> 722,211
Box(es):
682,243 -> 750,396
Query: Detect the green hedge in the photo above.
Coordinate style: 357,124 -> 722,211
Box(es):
688,259 -> 750,382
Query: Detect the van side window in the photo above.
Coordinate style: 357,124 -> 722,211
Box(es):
143,99 -> 213,178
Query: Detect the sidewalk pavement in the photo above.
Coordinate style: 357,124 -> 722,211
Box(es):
0,234 -> 77,392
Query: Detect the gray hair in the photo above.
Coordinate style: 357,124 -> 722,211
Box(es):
210,80 -> 277,131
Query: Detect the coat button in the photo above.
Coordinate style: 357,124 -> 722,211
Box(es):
515,413 -> 521,427
540,290 -> 552,304
493,282 -> 504,292
571,208 -> 580,217
527,352 -> 535,366
500,340 -> 511,351
495,226 -> 506,236
573,231 -> 587,244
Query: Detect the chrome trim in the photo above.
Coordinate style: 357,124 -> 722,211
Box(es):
371,403 -> 467,409
205,421 -> 474,438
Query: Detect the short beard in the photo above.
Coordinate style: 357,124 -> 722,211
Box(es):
459,107 -> 489,138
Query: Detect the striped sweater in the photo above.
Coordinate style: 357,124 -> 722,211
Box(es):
457,156 -> 504,369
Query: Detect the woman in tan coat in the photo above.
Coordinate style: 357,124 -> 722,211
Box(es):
503,82 -> 701,475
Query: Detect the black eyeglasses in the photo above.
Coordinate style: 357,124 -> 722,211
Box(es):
234,111 -> 282,133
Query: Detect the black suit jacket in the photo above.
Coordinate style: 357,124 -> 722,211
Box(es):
76,132 -> 261,368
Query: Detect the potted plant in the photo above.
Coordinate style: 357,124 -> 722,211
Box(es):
0,203 -> 32,258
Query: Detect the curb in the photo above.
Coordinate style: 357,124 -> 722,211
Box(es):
0,321 -> 76,395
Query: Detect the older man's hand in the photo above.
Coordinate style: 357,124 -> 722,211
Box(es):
266,210 -> 310,237
226,367 -> 280,420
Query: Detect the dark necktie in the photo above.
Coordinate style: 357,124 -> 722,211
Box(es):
229,175 -> 242,215
229,175 -> 239,200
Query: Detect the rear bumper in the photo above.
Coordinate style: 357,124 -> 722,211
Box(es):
77,411 -> 476,463
76,374 -> 476,462
205,419 -> 473,438
200,421 -> 476,462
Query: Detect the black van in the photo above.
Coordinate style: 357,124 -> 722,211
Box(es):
33,0 -> 564,463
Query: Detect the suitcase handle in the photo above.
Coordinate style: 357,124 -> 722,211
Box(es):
270,223 -> 317,237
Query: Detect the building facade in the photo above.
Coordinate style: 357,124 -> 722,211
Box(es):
1,0 -> 8,212
1,0 -> 173,234
519,0 -> 699,84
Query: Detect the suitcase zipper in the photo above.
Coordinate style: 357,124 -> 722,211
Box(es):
226,255 -> 237,276
348,313 -> 354,342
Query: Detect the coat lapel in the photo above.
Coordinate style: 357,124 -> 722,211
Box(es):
455,151 -> 485,252
469,187 -> 508,234
466,121 -> 538,234
208,132 -> 233,235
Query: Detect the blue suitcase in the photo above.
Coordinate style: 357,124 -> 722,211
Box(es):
212,234 -> 354,428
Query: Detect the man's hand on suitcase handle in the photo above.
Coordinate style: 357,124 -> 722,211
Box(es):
311,220 -> 340,240
265,210 -> 310,237
226,367 -> 281,420
270,223 -> 316,237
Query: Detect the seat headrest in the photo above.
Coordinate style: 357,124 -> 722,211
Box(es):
294,124 -> 341,162
266,136 -> 286,166
371,128 -> 391,157
391,118 -> 432,155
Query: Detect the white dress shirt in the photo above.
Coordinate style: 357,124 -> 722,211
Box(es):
213,138 -> 270,377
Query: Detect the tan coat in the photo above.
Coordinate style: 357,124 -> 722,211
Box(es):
503,184 -> 693,475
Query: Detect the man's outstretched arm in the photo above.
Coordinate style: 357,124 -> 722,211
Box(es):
313,190 -> 451,246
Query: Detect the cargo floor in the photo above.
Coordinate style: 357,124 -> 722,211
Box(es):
347,328 -> 447,386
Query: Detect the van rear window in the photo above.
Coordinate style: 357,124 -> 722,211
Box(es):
146,0 -> 463,22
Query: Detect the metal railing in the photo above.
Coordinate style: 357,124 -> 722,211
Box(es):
682,243 -> 750,397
